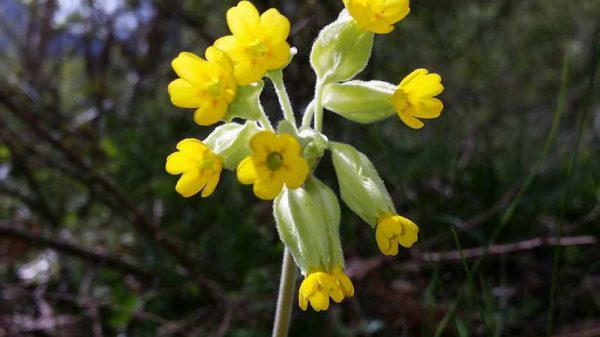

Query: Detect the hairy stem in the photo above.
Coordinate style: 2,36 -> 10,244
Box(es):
268,70 -> 296,128
301,100 -> 315,129
271,249 -> 297,337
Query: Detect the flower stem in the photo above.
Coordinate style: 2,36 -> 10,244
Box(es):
268,70 -> 297,128
271,248 -> 296,337
301,100 -> 315,129
258,104 -> 274,132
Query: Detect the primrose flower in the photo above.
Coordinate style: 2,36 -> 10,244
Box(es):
343,0 -> 410,34
376,213 -> 419,256
299,267 -> 354,311
237,131 -> 309,200
166,139 -> 223,198
214,1 -> 291,85
168,47 -> 237,126
391,68 -> 444,129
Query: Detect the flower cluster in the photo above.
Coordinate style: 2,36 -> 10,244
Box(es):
165,0 -> 443,312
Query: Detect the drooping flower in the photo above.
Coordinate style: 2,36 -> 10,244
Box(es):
168,47 -> 237,126
376,213 -> 419,256
237,131 -> 309,200
391,68 -> 444,129
166,139 -> 223,198
298,267 -> 354,311
214,1 -> 291,85
342,0 -> 410,34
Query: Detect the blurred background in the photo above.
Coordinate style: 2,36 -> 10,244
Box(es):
0,0 -> 599,336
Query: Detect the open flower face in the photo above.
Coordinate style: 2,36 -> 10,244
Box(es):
168,47 -> 237,126
376,213 -> 419,256
392,68 -> 444,129
237,131 -> 309,200
214,1 -> 291,85
342,0 -> 410,34
166,139 -> 223,198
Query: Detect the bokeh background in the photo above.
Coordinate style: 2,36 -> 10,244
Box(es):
1,0 -> 599,336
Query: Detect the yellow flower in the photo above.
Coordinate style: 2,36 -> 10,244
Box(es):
167,47 -> 237,126
165,139 -> 223,198
237,131 -> 309,200
214,1 -> 291,85
391,68 -> 444,129
298,267 -> 354,311
376,213 -> 419,256
342,0 -> 410,34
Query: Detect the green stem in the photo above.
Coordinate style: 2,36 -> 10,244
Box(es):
268,70 -> 297,128
271,249 -> 297,337
258,104 -> 274,132
546,41 -> 599,337
301,100 -> 315,129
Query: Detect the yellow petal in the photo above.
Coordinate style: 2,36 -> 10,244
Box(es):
398,218 -> 419,248
165,151 -> 194,175
175,170 -> 204,197
408,98 -> 443,119
226,1 -> 260,43
298,287 -> 308,311
399,68 -> 428,88
253,174 -> 284,200
167,79 -> 203,108
382,0 -> 410,23
277,133 -> 301,157
375,226 -> 391,253
308,291 -> 329,311
281,157 -> 309,189
237,156 -> 257,185
403,72 -> 444,97
334,270 -> 355,297
171,52 -> 210,85
201,171 -> 221,198
264,41 -> 291,70
214,35 -> 243,60
378,217 -> 402,238
193,99 -> 228,126
205,46 -> 234,72
259,8 -> 290,45
176,138 -> 207,153
234,59 -> 265,85
250,131 -> 278,154
398,112 -> 424,129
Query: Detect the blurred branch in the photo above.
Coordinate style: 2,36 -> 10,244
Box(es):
0,82 -> 227,299
421,235 -> 596,263
347,235 -> 597,279
0,221 -> 156,281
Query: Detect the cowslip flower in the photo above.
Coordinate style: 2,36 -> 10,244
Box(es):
391,68 -> 444,129
168,47 -> 237,126
342,0 -> 410,34
298,267 -> 354,311
376,213 -> 419,256
237,131 -> 309,200
166,139 -> 223,198
214,1 -> 291,85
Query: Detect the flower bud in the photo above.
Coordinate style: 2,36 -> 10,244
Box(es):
329,142 -> 395,227
310,10 -> 374,83
322,80 -> 397,123
224,80 -> 265,122
203,121 -> 261,170
274,176 -> 354,311
273,180 -> 334,273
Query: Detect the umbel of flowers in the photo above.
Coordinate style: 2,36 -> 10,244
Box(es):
165,0 -> 443,312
